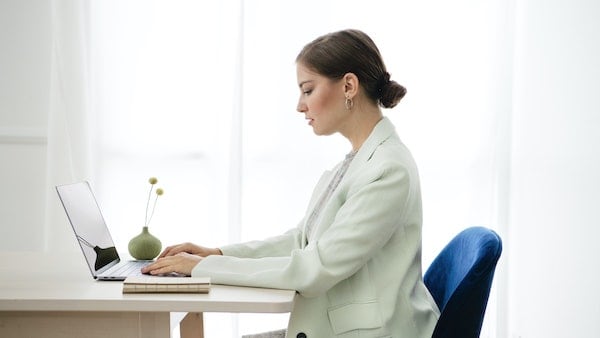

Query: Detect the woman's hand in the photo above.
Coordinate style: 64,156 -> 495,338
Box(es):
141,252 -> 202,276
158,242 -> 222,258
141,242 -> 222,276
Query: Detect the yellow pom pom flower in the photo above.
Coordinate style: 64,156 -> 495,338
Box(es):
148,177 -> 158,185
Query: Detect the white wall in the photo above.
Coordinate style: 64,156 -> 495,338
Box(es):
508,0 -> 600,336
0,0 -> 51,251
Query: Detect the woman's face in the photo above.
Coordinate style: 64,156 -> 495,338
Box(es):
296,63 -> 347,136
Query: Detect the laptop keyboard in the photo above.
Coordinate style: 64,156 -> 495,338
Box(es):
109,260 -> 149,276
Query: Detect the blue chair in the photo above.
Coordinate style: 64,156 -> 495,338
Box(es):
424,227 -> 502,338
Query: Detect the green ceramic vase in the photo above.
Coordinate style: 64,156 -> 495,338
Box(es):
128,226 -> 162,260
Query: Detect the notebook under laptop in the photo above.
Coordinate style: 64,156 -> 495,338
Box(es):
56,181 -> 151,281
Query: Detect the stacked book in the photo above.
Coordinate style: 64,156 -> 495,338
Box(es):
122,276 -> 211,294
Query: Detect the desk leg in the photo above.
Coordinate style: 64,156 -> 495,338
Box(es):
180,312 -> 204,338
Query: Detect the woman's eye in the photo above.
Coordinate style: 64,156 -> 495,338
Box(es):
303,89 -> 312,95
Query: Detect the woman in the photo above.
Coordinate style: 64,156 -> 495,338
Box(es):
143,29 -> 439,338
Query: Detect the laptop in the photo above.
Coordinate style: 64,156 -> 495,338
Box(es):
56,181 -> 152,281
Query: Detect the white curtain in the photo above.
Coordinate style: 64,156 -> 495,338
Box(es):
47,0 -> 512,336
45,0 -> 93,253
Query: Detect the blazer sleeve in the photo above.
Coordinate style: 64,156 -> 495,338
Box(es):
192,158 -> 416,298
219,222 -> 304,259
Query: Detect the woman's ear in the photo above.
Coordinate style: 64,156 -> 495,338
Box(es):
343,72 -> 359,99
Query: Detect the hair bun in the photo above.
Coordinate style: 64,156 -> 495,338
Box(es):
379,79 -> 406,109
377,72 -> 391,90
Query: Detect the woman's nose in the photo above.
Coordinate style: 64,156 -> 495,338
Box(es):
297,100 -> 307,113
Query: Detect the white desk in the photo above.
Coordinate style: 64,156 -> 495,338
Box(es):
0,252 -> 296,338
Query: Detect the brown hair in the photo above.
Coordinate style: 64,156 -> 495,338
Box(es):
296,29 -> 406,108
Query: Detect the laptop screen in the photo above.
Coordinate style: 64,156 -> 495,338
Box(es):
56,181 -> 120,276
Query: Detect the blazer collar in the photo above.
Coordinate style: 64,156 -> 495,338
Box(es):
351,116 -> 396,165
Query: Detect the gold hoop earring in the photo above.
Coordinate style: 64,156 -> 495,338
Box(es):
345,97 -> 354,110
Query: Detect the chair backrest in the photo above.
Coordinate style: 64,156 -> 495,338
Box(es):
424,226 -> 502,338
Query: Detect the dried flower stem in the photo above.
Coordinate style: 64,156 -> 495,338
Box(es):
147,194 -> 159,226
144,184 -> 154,227
144,177 -> 161,227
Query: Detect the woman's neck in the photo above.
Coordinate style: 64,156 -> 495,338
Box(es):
341,106 -> 383,152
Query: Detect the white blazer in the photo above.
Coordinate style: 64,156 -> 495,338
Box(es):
193,117 -> 439,337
